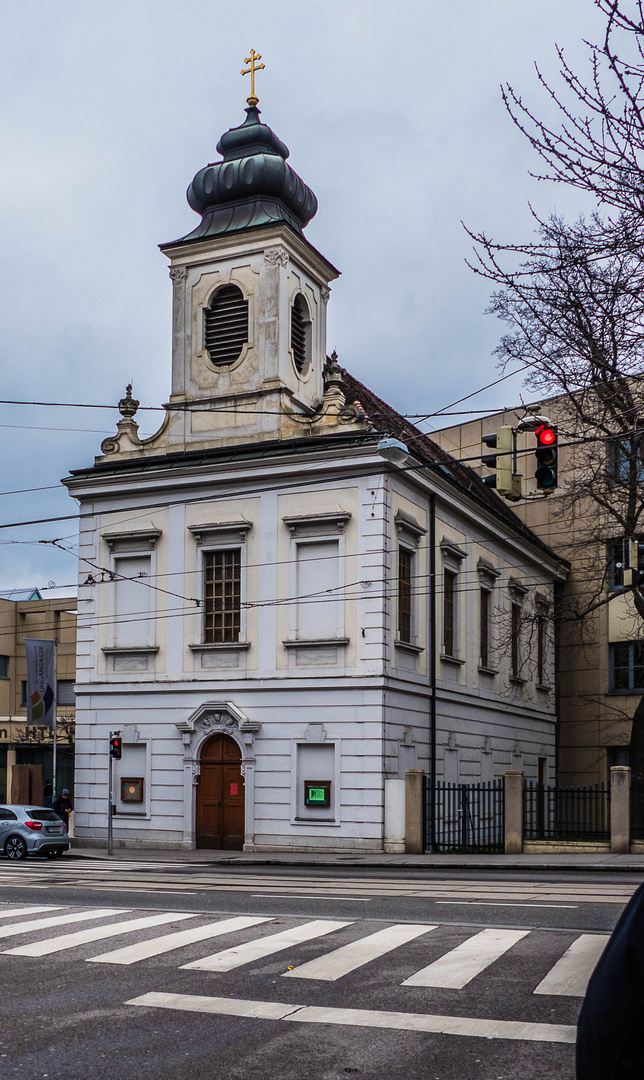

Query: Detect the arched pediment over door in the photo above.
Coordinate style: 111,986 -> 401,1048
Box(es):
175,701 -> 261,849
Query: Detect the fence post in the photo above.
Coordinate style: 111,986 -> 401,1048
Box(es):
610,765 -> 631,854
405,769 -> 425,854
504,770 -> 524,854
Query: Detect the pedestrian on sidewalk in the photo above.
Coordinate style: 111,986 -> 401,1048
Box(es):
576,880 -> 644,1078
53,789 -> 73,831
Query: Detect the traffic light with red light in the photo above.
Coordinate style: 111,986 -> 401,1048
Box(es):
110,733 -> 123,760
534,425 -> 558,491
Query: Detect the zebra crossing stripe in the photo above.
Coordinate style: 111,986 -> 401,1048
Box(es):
87,916 -> 273,965
0,906 -> 60,920
282,924 -> 436,981
533,933 -> 609,997
126,992 -> 576,1043
3,911 -> 195,957
0,908 -> 124,939
402,928 -> 529,989
182,920 -> 351,972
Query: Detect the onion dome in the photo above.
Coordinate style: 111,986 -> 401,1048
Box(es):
178,106 -> 318,243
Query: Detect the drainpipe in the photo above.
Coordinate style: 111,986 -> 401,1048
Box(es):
429,492 -> 437,851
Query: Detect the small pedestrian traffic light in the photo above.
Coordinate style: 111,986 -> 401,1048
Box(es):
481,425 -> 521,499
110,733 -> 122,760
623,539 -> 644,587
534,424 -> 558,491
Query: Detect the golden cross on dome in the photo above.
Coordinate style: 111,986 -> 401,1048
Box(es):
241,49 -> 265,107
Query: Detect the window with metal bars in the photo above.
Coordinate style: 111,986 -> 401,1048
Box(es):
479,588 -> 491,668
510,600 -> 522,677
291,294 -> 311,374
398,547 -> 413,643
443,570 -> 456,656
203,549 -> 241,643
204,284 -> 248,366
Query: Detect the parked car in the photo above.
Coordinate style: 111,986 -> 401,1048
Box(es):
0,805 -> 70,860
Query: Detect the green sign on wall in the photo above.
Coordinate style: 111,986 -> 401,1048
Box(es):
304,780 -> 331,807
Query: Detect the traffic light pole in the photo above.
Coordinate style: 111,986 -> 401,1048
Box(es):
107,735 -> 113,856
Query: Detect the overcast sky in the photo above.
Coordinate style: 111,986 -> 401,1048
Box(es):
0,0 -> 606,593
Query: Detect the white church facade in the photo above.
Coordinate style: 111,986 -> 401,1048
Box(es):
64,90 -> 567,851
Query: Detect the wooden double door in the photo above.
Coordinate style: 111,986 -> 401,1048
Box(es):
196,733 -> 244,850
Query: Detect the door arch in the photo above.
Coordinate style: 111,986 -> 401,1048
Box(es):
196,733 -> 244,850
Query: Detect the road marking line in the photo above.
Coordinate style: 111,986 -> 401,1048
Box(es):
251,895 -> 370,901
402,928 -> 529,989
533,933 -> 609,997
126,991 -> 576,1043
282,924 -> 436,982
87,916 -> 272,965
3,911 -> 196,957
0,905 -> 60,919
0,908 -> 124,939
434,902 -> 578,910
182,920 -> 351,972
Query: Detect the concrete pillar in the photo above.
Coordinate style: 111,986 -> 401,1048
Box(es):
405,768 -> 425,854
610,765 -> 631,854
504,770 -> 524,854
384,779 -> 405,853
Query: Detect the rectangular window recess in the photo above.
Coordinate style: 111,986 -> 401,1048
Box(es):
283,638 -> 349,648
394,639 -> 424,653
440,653 -> 466,665
189,641 -> 251,651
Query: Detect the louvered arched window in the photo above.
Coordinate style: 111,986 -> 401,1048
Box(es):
291,294 -> 311,375
204,284 -> 249,366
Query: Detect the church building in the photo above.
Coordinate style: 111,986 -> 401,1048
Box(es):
64,67 -> 567,851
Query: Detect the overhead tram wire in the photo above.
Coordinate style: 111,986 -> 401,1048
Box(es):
0,426 -> 629,539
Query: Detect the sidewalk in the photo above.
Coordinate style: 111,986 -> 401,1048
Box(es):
69,844 -> 644,873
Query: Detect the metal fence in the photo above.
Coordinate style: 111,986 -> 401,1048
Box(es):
425,778 -> 505,853
524,782 -> 610,842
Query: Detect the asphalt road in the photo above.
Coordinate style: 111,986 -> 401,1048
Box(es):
0,855 -> 639,1080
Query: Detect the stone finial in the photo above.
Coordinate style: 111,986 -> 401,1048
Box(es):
119,384 -> 140,419
324,351 -> 344,391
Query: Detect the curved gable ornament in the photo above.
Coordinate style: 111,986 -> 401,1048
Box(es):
175,701 -> 261,779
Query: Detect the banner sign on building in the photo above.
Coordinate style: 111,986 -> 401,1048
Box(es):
24,638 -> 56,726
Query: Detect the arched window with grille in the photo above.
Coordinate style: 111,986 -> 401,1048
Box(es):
204,284 -> 249,366
290,293 -> 311,375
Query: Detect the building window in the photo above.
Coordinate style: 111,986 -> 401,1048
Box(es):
537,614 -> 547,684
479,588 -> 491,668
443,569 -> 457,656
607,539 -> 644,590
0,655 -> 8,679
204,549 -> 241,644
290,294 -> 311,375
510,601 -> 522,677
609,640 -> 644,691
204,284 -> 249,367
20,680 -> 27,707
57,681 -> 75,707
398,547 -> 413,644
607,435 -> 644,486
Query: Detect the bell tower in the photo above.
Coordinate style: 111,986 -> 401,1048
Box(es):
159,57 -> 340,448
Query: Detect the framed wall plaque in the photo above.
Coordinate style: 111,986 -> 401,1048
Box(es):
120,777 -> 144,803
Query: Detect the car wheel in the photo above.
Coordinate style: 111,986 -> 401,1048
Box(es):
5,835 -> 28,860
